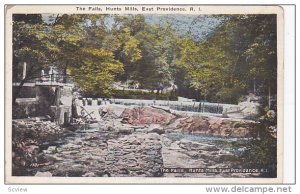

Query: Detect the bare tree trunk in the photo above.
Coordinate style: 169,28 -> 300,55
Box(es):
268,85 -> 271,109
13,78 -> 27,105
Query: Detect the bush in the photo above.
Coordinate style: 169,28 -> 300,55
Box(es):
241,113 -> 277,178
243,136 -> 277,177
82,89 -> 178,100
214,87 -> 245,104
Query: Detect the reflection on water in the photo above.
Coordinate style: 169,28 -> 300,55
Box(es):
166,132 -> 250,142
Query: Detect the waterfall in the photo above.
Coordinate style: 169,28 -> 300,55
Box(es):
108,98 -> 239,114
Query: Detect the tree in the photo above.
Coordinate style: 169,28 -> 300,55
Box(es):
45,14 -> 142,96
12,14 -> 51,104
131,22 -> 179,90
175,15 -> 277,104
13,14 -> 277,103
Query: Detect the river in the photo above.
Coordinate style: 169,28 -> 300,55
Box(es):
27,125 -> 256,178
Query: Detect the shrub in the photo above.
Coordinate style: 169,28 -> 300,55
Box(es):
214,87 -> 245,104
82,89 -> 178,100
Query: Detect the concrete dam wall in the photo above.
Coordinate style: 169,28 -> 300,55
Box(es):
76,98 -> 240,115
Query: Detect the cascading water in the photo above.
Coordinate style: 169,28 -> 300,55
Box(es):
109,99 -> 231,114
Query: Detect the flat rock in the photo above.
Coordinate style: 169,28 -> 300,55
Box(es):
147,124 -> 165,134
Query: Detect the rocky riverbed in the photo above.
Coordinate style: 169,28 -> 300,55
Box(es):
12,105 -> 264,178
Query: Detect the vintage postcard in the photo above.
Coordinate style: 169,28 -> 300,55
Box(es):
5,5 -> 284,184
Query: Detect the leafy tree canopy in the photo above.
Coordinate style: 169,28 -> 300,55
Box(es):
13,14 -> 277,104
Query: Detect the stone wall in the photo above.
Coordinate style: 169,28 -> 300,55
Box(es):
14,85 -> 74,125
51,86 -> 73,125
35,86 -> 56,116
50,105 -> 72,125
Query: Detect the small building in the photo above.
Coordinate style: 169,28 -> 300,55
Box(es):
13,63 -> 74,126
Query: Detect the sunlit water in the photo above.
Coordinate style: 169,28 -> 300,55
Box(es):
166,132 -> 250,155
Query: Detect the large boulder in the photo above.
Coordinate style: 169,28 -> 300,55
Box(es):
208,117 -> 256,137
121,106 -> 176,125
170,116 -> 257,138
175,116 -> 210,133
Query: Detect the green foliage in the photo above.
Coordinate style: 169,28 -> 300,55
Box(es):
112,90 -> 177,100
83,89 -> 178,100
175,15 -> 277,104
214,87 -> 245,104
131,23 -> 179,88
69,51 -> 124,95
240,101 -> 277,177
13,14 -> 277,105
12,14 -> 56,103
243,133 -> 277,177
13,14 -> 51,81
44,15 -> 143,95
109,16 -> 180,87
115,27 -> 142,63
